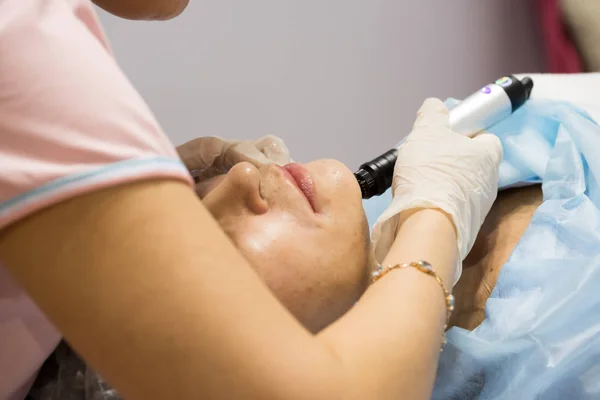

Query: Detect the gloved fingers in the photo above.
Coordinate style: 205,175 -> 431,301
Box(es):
178,135 -> 293,180
176,137 -> 232,171
192,142 -> 272,190
221,135 -> 293,169
412,98 -> 451,131
472,132 -> 503,166
252,135 -> 293,165
221,142 -> 272,170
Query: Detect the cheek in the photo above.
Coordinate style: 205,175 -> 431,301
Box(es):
232,212 -> 321,285
235,220 -> 322,308
232,210 -> 371,332
237,213 -> 300,254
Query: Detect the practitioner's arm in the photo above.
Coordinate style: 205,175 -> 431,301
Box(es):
1,103 -> 500,400
0,180 -> 456,400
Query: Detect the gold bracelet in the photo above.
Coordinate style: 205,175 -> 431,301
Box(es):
371,260 -> 455,350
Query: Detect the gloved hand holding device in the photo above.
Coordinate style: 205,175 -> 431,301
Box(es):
372,98 -> 503,285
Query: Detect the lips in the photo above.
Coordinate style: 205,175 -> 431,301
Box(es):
281,163 -> 317,212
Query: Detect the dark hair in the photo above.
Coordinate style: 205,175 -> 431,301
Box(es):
27,341 -> 121,400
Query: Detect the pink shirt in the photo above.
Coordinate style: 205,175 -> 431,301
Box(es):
0,1 -> 192,398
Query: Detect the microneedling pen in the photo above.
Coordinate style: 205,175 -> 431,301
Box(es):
354,75 -> 534,199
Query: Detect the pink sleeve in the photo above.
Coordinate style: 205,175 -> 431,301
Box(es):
0,0 -> 193,231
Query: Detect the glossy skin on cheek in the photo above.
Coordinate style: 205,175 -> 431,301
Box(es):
202,160 -> 373,333
241,214 -> 294,253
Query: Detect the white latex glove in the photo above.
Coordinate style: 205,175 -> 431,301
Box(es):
176,135 -> 293,182
371,98 -> 503,285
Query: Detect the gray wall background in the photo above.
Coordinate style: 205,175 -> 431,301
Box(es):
97,0 -> 544,168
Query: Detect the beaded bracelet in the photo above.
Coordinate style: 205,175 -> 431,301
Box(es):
371,260 -> 455,350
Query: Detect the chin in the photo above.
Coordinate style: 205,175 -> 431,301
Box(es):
93,0 -> 189,20
292,277 -> 370,334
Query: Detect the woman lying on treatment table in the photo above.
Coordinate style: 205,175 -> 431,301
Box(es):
4,2 -> 594,399
36,160 -> 542,400
192,160 -> 542,334
4,3 -> 501,399
191,159 -> 541,334
1,4 -> 501,391
48,75 -> 597,398
187,92 -> 600,400
193,160 -> 541,334
27,170 -> 516,399
31,146 -> 542,400
43,74 -> 600,399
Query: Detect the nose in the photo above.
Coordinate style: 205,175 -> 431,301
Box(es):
204,162 -> 268,216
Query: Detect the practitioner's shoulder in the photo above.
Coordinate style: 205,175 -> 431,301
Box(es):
0,0 -> 192,231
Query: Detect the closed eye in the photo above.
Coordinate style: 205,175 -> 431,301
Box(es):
195,175 -> 227,198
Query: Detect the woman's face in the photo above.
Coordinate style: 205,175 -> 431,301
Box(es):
199,159 -> 373,332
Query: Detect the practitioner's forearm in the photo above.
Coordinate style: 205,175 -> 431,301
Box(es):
2,180 -> 456,400
318,208 -> 458,399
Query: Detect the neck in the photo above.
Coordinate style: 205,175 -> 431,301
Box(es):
449,185 -> 542,330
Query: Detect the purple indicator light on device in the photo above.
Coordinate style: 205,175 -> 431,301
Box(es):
481,85 -> 492,94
